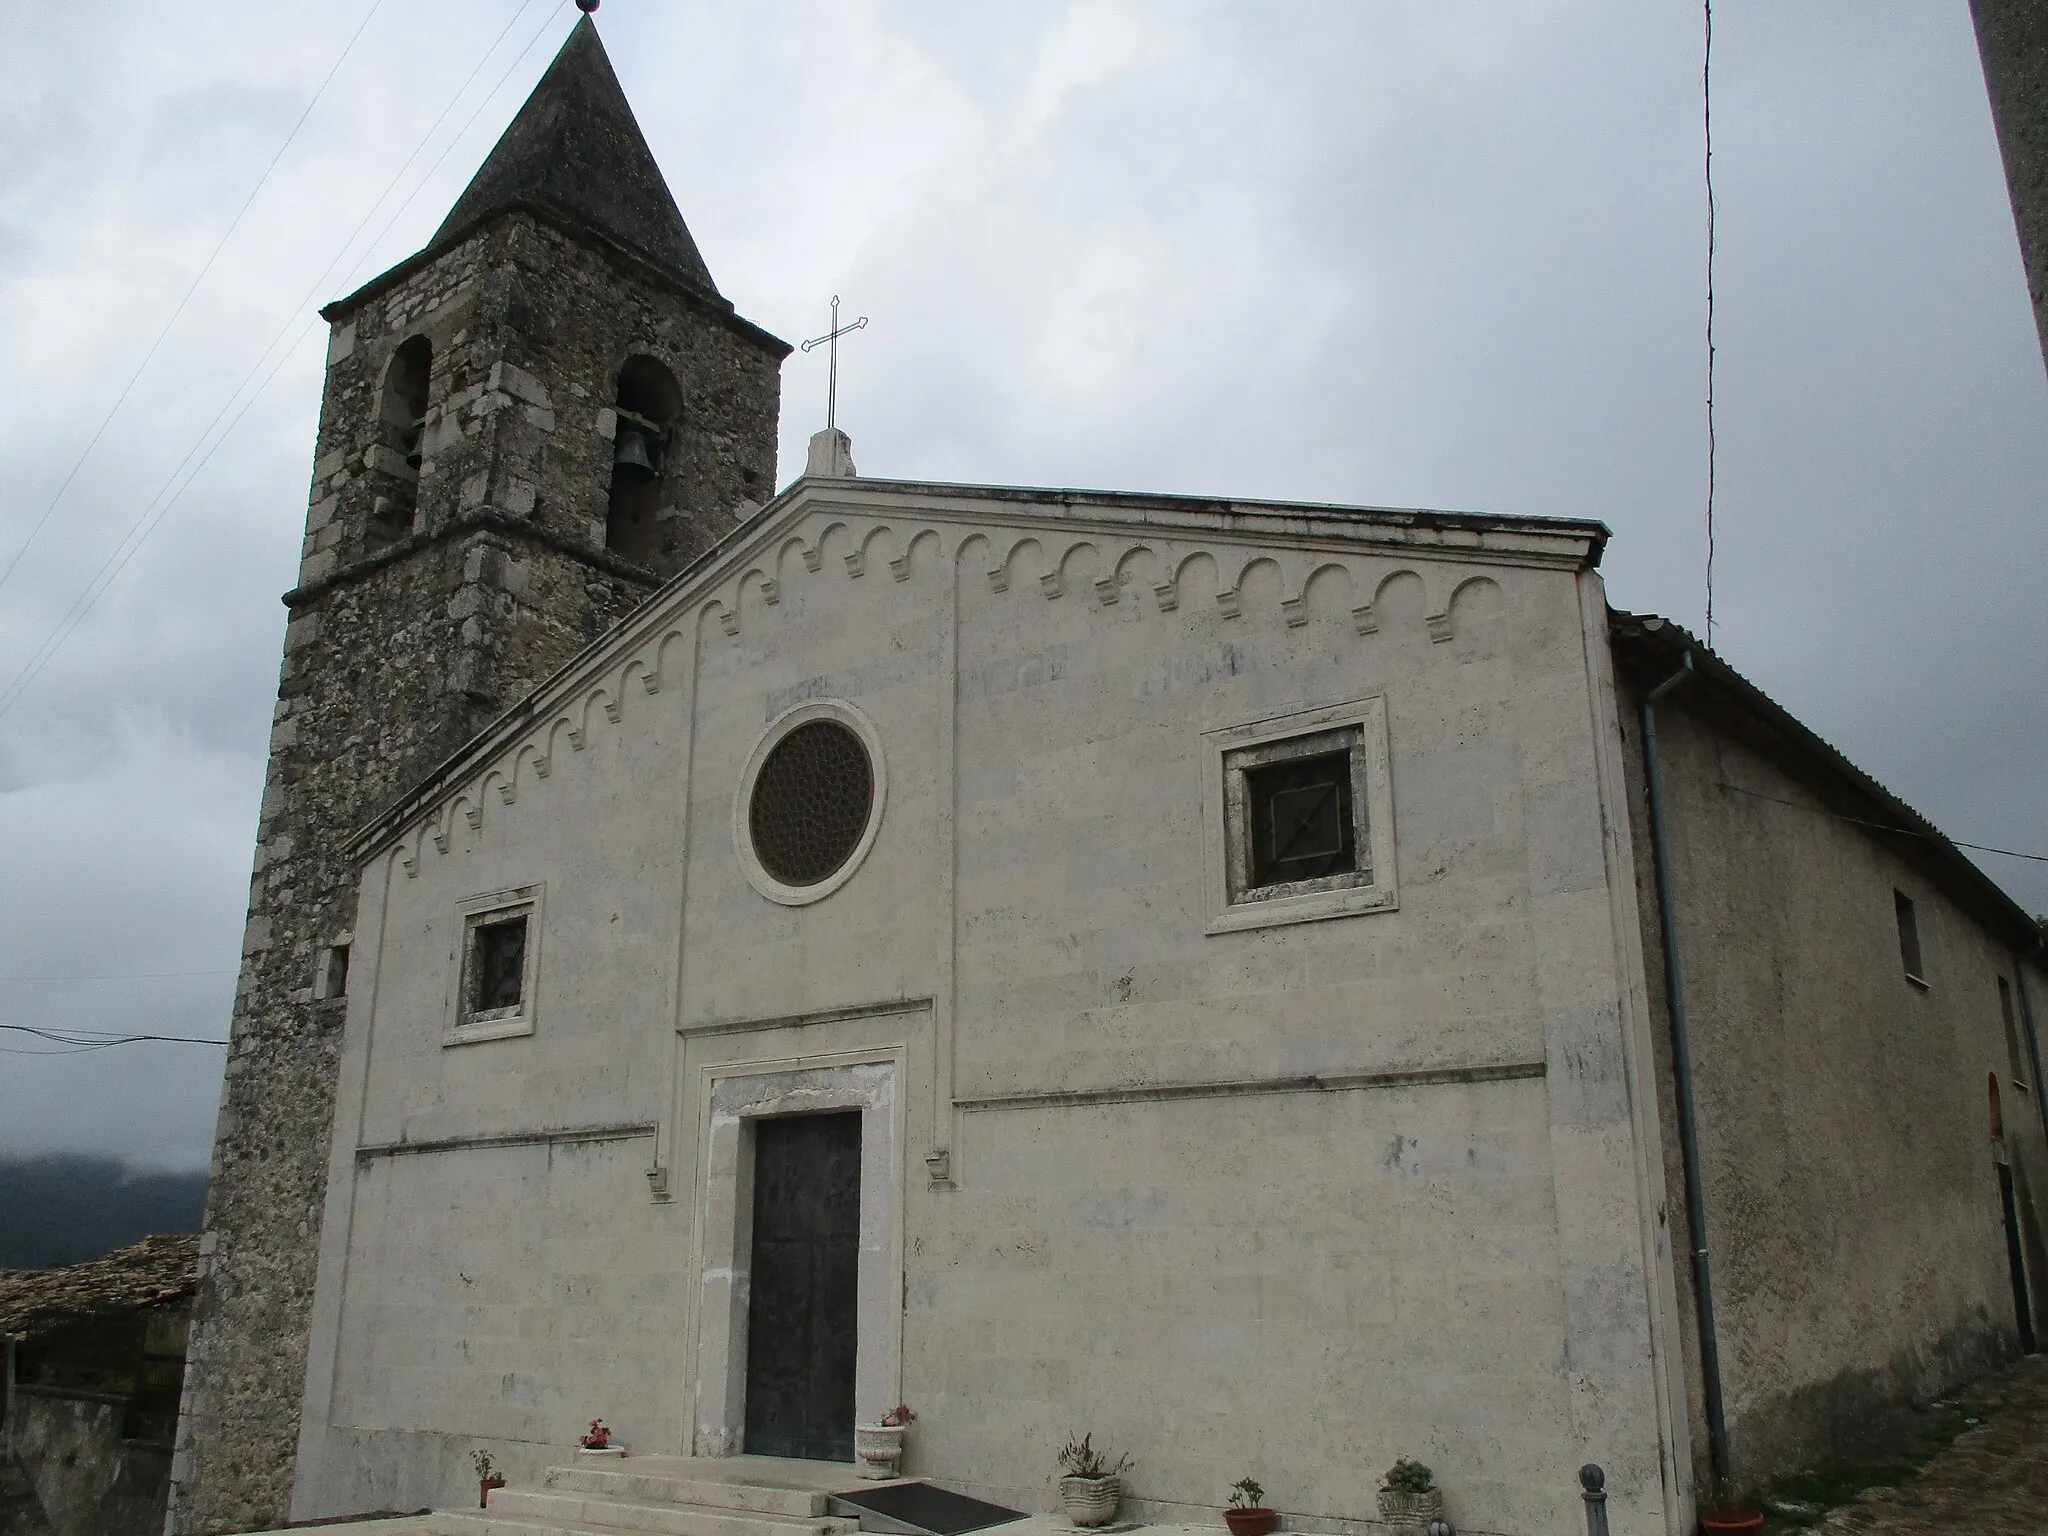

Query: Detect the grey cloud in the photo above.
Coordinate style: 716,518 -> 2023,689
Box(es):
0,0 -> 2041,1170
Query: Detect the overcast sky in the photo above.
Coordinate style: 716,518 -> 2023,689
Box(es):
1,1 -> 2042,1173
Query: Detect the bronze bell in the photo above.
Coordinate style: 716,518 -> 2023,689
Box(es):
612,425 -> 657,480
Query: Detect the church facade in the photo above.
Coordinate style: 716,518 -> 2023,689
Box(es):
175,19 -> 2047,1536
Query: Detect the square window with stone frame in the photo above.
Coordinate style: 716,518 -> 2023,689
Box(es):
469,918 -> 526,1014
1203,696 -> 1397,935
448,885 -> 543,1045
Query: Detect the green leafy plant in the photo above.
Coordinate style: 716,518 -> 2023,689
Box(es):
1381,1459 -> 1434,1495
471,1449 -> 499,1482
1058,1433 -> 1134,1480
1229,1477 -> 1266,1509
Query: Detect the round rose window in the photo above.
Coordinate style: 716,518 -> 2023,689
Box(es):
746,719 -> 875,887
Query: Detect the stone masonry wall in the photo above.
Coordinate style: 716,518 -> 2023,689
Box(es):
166,213 -> 783,1534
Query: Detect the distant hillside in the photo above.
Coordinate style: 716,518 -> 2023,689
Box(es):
0,1154 -> 207,1269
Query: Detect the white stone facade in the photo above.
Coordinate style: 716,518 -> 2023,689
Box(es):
290,480 -> 1693,1534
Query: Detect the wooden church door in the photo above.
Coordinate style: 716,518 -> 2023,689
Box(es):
744,1112 -> 863,1460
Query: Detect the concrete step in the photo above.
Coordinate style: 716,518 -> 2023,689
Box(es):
429,1513 -> 640,1536
486,1488 -> 858,1536
541,1465 -> 835,1518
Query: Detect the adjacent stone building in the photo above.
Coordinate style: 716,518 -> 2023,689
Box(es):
175,16 -> 2048,1536
3,1234 -> 198,1536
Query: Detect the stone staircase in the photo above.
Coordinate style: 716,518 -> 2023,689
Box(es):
429,1455 -> 888,1536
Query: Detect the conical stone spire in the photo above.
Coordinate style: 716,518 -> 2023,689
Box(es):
433,16 -> 718,295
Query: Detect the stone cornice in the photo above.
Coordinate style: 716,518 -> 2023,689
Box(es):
319,205 -> 792,360
281,508 -> 663,610
803,478 -> 1610,568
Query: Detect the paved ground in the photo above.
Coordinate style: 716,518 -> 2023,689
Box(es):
1799,1354 -> 2048,1535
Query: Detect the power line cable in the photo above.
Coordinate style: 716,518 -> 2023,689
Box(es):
0,1024 -> 231,1049
1717,781 -> 2048,865
336,0 -> 571,290
0,0 -> 565,724
0,0 -> 388,597
0,971 -> 234,983
1704,0 -> 1719,648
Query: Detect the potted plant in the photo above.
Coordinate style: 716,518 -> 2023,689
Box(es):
472,1448 -> 506,1509
1056,1433 -> 1133,1527
1225,1477 -> 1276,1536
1377,1460 -> 1442,1529
855,1404 -> 916,1479
1699,1509 -> 1763,1534
578,1419 -> 624,1457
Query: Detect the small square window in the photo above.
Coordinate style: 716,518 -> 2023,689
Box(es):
1895,890 -> 1925,986
447,885 -> 541,1045
1246,751 -> 1358,888
469,917 -> 527,1014
314,943 -> 350,1002
1203,697 -> 1396,934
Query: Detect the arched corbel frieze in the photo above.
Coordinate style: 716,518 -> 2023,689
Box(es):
846,523 -> 901,580
1044,540 -> 1103,603
803,521 -> 852,575
987,537 -> 1047,596
477,768 -> 510,812
1352,566 -> 1439,638
617,655 -> 659,701
1285,562 -> 1358,628
894,527 -> 942,582
653,627 -> 692,692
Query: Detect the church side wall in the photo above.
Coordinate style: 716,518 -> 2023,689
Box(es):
290,504 -> 1682,1535
1615,673 -> 2048,1496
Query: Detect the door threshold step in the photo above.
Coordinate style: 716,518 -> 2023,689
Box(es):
487,1488 -> 856,1536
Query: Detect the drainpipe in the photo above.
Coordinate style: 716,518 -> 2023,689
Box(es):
1640,651 -> 1732,1492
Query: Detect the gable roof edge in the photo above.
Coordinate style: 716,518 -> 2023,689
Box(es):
1609,610 -> 2043,957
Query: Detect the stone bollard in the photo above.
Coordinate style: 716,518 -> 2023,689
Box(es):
1579,1465 -> 1608,1536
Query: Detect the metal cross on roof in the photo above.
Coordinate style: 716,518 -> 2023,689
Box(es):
799,295 -> 868,435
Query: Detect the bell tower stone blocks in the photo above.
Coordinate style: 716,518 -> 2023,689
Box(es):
167,21 -> 787,1532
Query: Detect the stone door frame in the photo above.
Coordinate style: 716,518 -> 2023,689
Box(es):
687,1047 -> 904,1457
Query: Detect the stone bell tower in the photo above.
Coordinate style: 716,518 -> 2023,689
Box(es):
168,19 -> 787,1532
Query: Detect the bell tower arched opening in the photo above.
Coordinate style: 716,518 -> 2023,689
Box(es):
368,336 -> 432,551
606,355 -> 682,566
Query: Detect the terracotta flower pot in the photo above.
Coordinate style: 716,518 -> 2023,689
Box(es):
1700,1510 -> 1763,1535
1224,1506 -> 1277,1536
1060,1474 -> 1121,1527
479,1476 -> 506,1508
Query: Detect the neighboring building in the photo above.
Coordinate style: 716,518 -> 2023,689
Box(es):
176,17 -> 2048,1536
1972,0 -> 2048,372
2,1234 -> 197,1536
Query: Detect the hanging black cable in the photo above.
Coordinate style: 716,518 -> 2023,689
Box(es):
1704,0 -> 1719,649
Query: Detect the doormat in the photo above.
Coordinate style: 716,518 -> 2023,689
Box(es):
829,1482 -> 1028,1535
